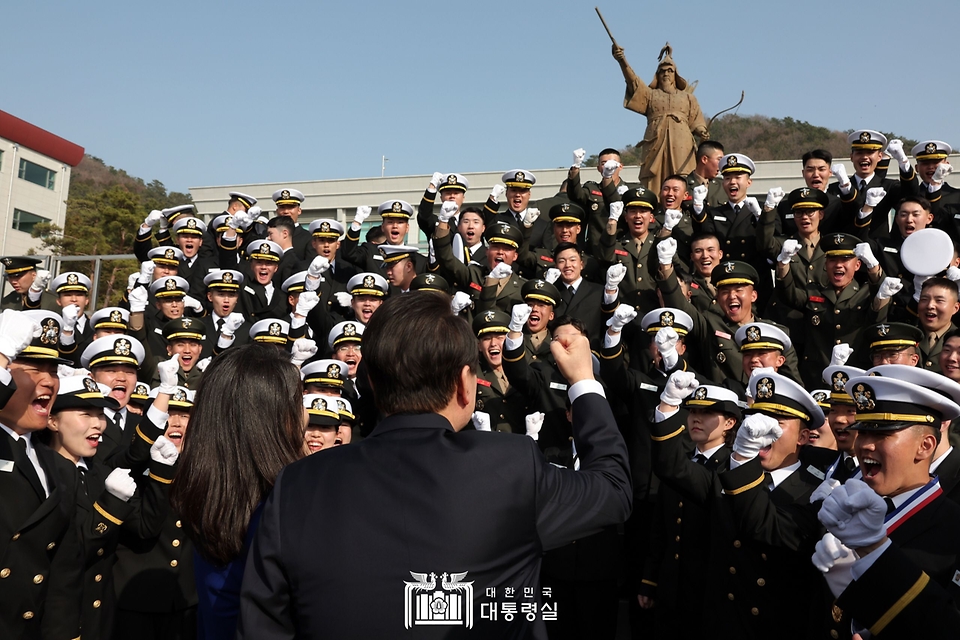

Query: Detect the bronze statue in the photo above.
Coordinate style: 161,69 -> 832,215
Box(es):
613,42 -> 708,193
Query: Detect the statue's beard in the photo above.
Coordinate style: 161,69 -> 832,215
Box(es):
659,78 -> 676,92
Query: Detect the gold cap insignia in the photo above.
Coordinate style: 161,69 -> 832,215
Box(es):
135,383 -> 148,395
115,339 -> 131,356
859,132 -> 871,143
424,274 -> 435,284
312,398 -> 327,411
926,142 -> 937,154
661,311 -> 674,326
483,311 -> 495,321
853,383 -> 876,411
165,278 -> 177,291
363,275 -> 375,288
1,258 -> 11,267
535,280 -> 545,289
813,391 -> 828,403
223,272 -> 234,283
268,322 -> 282,337
746,326 -> 761,342
320,221 -> 331,232
447,174 -> 457,184
281,189 -> 290,199
877,324 -> 889,336
83,377 -> 98,393
392,201 -> 403,213
832,371 -> 848,393
756,377 -> 775,400
39,319 -> 59,345
337,399 -> 347,411
260,243 -> 271,254
800,188 -> 810,198
694,387 -> 708,400
172,389 -> 187,402
110,310 -> 123,323
515,171 -> 525,182
724,262 -> 735,273
344,323 -> 357,337
181,318 -> 192,328
67,273 -> 79,285
727,156 -> 738,167
326,364 -> 341,379
164,248 -> 176,260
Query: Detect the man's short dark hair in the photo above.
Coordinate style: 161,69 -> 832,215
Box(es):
552,242 -> 581,261
697,141 -> 724,158
366,225 -> 386,244
943,328 -> 960,344
897,196 -> 932,213
267,216 -> 295,233
598,148 -> 621,159
802,149 -> 833,167
363,291 -> 479,415
690,231 -> 721,247
549,315 -> 588,336
662,174 -> 688,188
921,277 -> 959,299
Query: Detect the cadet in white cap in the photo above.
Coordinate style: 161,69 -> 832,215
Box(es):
345,273 -> 389,325
135,203 -> 199,261
306,219 -> 355,285
200,270 -> 247,353
270,188 -> 315,261
132,276 -> 197,360
219,239 -> 287,321
302,394 -> 342,454
735,321 -> 791,381
328,320 -> 363,375
638,307 -> 695,374
50,272 -> 94,365
301,359 -> 347,396
249,319 -> 291,348
145,246 -> 184,280
379,244 -> 422,292
418,172 -> 471,240
343,200 -> 426,274
485,170 -> 542,232
90,307 -> 130,337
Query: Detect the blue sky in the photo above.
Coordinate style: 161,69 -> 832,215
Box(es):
5,0 -> 958,193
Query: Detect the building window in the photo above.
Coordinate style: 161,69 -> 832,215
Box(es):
12,209 -> 49,234
18,158 -> 56,190
0,150 -> 4,173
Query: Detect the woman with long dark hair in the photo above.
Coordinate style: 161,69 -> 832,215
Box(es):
170,344 -> 305,639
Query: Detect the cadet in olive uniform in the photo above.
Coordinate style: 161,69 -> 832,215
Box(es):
685,140 -> 727,209
472,310 -> 528,434
1,256 -> 57,312
476,222 -> 527,314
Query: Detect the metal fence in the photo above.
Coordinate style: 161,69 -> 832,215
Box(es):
1,253 -> 137,310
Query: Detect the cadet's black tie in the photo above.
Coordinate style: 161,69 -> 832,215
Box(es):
844,457 -> 858,473
693,453 -> 708,465
113,412 -> 124,433
734,204 -> 741,215
764,472 -> 774,490
561,285 -> 575,306
884,497 -> 897,515
78,466 -> 89,497
860,179 -> 868,192
215,318 -> 222,333
15,438 -> 43,497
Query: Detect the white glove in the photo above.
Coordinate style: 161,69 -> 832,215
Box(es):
660,370 -> 699,406
138,260 -> 155,283
544,268 -> 561,284
572,148 -> 586,168
854,242 -> 879,269
777,239 -> 802,264
126,272 -> 140,292
692,184 -> 708,208
732,413 -> 783,459
195,356 -> 212,372
886,139 -> 909,165
864,187 -> 886,208
601,160 -> 620,179
508,303 -> 532,332
307,256 -> 331,278
61,304 -> 81,333
150,435 -> 180,467
662,209 -> 683,231
817,478 -> 887,548
616,185 -> 629,196
947,266 -> 960,282
143,209 -> 164,228
657,238 -> 677,265
605,263 -> 627,289
0,310 -> 40,361
57,365 -> 89,378
353,206 -> 372,225
472,411 -> 491,432
525,412 -> 545,441
128,287 -> 148,313
438,201 -> 458,223
450,291 -> 472,315
226,214 -> 240,231
157,354 -> 180,394
221,312 -> 245,336
742,197 -> 761,219
183,295 -> 203,313
764,187 -> 785,210
606,304 -> 637,332
430,171 -> 444,188
655,326 -> 680,370
232,209 -> 253,229
608,201 -> 624,222
932,162 -> 953,184
334,291 -> 353,307
290,338 -> 318,367
521,207 -> 540,227
830,343 -> 854,366
490,184 -> 506,201
913,274 -> 931,303
488,262 -> 512,279
812,532 -> 852,573
810,477 -> 842,504
30,269 -> 51,293
104,467 -> 137,502
295,291 -> 320,317
876,277 -> 903,301
247,205 -> 262,220
831,163 -> 851,189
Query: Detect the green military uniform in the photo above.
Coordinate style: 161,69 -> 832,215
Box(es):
685,171 -> 726,209
472,310 -> 529,433
476,222 -> 526,314
921,323 -> 957,373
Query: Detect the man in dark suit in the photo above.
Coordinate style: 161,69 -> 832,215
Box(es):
238,291 -> 631,639
552,242 -> 607,347
0,309 -> 82,639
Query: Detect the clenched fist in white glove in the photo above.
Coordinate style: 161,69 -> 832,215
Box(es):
886,139 -> 909,166
947,266 -> 960,282
544,268 -> 561,284
764,187 -> 785,211
472,411 -> 491,432
128,287 -> 149,313
692,184 -> 708,208
521,207 -> 540,227
126,272 -> 140,292
525,412 -> 545,441
183,295 -> 203,313
606,304 -> 638,332
854,242 -> 879,269
157,354 -> 180,395
438,201 -> 459,223
509,303 -> 532,332
490,184 -> 506,201
810,477 -> 842,504
150,435 -> 180,466
138,260 -> 155,284
195,356 -> 212,372
307,255 -> 331,279
247,205 -> 262,221
605,263 -> 627,290
655,326 -> 680,370
817,478 -> 887,548
334,292 -> 353,308
143,209 -> 164,228
932,162 -> 953,184
450,291 -> 472,315
61,304 -> 81,333
30,269 -> 51,293
830,343 -> 854,366
221,312 -> 245,336
742,197 -> 761,219
572,148 -> 586,168
104,467 -> 137,502
294,291 -> 320,318
232,209 -> 254,229
831,163 -> 851,189
0,310 -> 40,361
430,172 -> 444,188
777,239 -> 802,264
876,277 -> 903,301
811,532 -> 852,573
616,184 -> 629,196
488,262 -> 512,280
732,413 -> 783,460
662,209 -> 683,231
353,206 -> 372,226
608,201 -> 624,222
657,238 -> 677,265
290,338 -> 318,367
864,187 -> 886,208
660,370 -> 699,407
601,159 -> 620,179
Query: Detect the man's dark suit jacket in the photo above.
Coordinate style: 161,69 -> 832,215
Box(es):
238,388 -> 631,639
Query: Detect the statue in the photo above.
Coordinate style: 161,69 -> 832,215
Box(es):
613,42 -> 708,194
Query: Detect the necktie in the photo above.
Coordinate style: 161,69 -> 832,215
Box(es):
561,285 -> 574,306
78,466 -> 89,497
764,472 -> 774,490
113,412 -> 124,433
884,497 -> 897,515
844,457 -> 858,473
734,204 -> 741,215
15,438 -> 43,497
215,318 -> 222,333
693,453 -> 708,465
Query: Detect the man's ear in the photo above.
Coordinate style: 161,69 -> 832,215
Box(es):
457,365 -> 475,409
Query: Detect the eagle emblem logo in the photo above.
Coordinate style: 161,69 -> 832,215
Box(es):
755,377 -> 774,400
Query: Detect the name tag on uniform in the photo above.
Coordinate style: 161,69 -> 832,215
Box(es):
374,255 -> 384,261
806,465 -> 825,480
883,247 -> 898,253
244,286 -> 256,295
785,213 -> 795,220
952,570 -> 960,587
0,459 -> 13,473
549,382 -> 568,391
714,330 -> 731,340
154,327 -> 164,335
639,383 -> 658,393
714,216 -> 727,222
